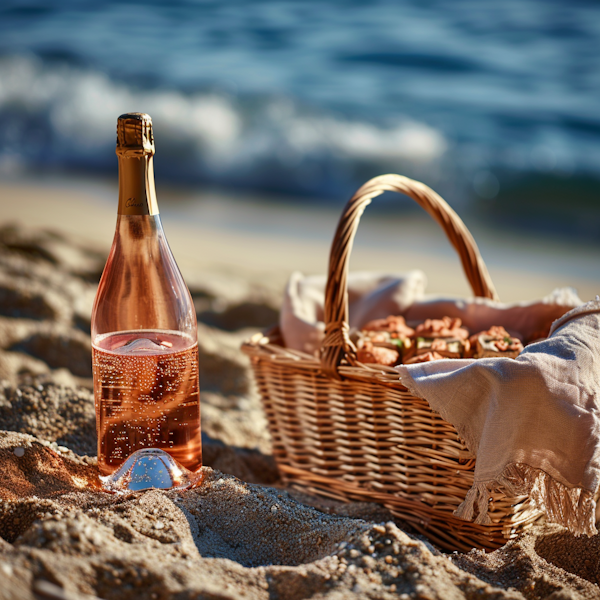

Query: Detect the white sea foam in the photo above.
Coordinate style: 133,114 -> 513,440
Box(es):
0,55 -> 448,192
1,51 -> 598,226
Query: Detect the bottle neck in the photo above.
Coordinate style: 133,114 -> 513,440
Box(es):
117,155 -> 159,216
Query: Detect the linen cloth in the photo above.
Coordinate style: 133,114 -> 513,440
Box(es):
396,300 -> 600,535
280,271 -> 598,533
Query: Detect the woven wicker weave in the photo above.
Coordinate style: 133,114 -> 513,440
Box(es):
242,174 -> 545,552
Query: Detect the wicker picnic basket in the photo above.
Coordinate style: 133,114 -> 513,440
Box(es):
242,174 -> 545,552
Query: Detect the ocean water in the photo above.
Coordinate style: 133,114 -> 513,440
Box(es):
0,0 -> 599,236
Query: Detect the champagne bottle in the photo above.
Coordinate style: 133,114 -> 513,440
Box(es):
91,113 -> 201,488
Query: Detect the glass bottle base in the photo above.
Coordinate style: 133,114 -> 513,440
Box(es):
100,448 -> 203,493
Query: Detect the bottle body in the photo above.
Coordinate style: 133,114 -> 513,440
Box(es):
91,114 -> 201,478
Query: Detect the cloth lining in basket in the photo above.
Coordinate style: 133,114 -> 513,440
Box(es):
281,269 -> 581,354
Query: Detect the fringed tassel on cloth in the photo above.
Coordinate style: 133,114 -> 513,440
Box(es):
455,483 -> 492,525
455,462 -> 598,536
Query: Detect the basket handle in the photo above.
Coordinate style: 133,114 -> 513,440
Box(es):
321,174 -> 499,378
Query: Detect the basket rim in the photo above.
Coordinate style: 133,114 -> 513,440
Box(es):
243,326 -> 410,389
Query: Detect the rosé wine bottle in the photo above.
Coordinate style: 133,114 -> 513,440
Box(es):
91,113 -> 202,491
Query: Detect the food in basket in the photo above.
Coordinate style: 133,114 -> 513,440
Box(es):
404,317 -> 470,361
362,315 -> 415,337
356,340 -> 400,366
404,351 -> 445,364
355,315 -> 528,365
470,325 -> 524,359
362,315 -> 414,351
415,317 -> 469,339
356,315 -> 414,365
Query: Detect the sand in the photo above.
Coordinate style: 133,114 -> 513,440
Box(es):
0,178 -> 599,599
2,177 -> 599,303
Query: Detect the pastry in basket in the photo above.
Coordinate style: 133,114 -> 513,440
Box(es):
359,315 -> 414,356
470,326 -> 523,359
404,316 -> 470,361
404,351 -> 444,364
356,340 -> 400,367
362,315 -> 415,337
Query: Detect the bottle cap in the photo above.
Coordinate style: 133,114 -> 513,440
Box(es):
116,113 -> 155,157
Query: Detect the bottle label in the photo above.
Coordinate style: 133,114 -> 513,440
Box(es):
118,156 -> 159,215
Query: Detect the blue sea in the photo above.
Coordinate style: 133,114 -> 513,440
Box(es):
0,0 -> 599,236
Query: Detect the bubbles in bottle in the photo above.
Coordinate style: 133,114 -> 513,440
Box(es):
92,330 -> 201,478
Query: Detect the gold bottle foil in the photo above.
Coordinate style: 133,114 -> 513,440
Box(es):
116,113 -> 159,216
116,113 -> 155,157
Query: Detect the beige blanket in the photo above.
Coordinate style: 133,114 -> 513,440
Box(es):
280,271 -> 599,534
396,300 -> 600,535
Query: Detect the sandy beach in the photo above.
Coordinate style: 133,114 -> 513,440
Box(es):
2,176 -> 599,302
2,0 -> 600,597
0,176 -> 599,599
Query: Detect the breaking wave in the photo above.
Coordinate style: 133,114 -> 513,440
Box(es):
0,55 -> 448,199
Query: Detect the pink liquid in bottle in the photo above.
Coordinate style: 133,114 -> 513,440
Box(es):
92,331 -> 201,476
